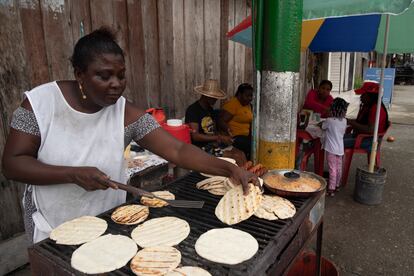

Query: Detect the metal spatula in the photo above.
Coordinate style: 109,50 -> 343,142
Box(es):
110,180 -> 204,208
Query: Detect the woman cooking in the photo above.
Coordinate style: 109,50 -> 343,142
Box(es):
1,28 -> 257,244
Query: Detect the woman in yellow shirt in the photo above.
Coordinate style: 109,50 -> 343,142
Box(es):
219,83 -> 253,159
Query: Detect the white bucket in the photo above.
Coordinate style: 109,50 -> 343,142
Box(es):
167,119 -> 183,127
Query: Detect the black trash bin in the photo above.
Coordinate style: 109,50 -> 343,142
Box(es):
354,166 -> 387,205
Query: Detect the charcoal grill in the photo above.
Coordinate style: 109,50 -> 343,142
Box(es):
29,172 -> 325,276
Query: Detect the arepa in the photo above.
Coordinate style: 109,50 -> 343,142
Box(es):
196,176 -> 231,196
195,228 -> 258,265
254,197 -> 279,220
50,216 -> 107,245
208,188 -> 229,196
111,205 -> 149,225
71,234 -> 137,274
254,195 -> 296,220
215,184 -> 263,225
141,191 -> 175,207
131,216 -> 190,248
196,176 -> 227,189
271,196 -> 296,219
130,246 -> 181,276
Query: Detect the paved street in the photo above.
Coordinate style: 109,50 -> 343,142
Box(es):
322,85 -> 414,275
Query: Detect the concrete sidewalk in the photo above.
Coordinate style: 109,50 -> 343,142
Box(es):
320,85 -> 414,275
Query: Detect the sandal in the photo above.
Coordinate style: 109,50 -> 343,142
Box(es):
327,190 -> 335,197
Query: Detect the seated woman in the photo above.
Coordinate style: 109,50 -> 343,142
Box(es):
345,81 -> 390,150
295,80 -> 334,169
303,80 -> 334,118
218,83 -> 253,159
185,79 -> 247,165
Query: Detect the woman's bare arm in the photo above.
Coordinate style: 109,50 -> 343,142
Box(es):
138,128 -> 256,194
217,110 -> 234,135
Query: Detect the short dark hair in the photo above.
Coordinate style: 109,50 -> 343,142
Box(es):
71,27 -> 124,72
235,83 -> 253,96
319,80 -> 333,90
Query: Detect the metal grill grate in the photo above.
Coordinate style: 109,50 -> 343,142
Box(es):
37,172 -> 311,275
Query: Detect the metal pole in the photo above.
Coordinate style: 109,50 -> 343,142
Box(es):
368,14 -> 390,172
257,0 -> 303,169
252,71 -> 261,164
339,53 -> 342,94
251,0 -> 264,164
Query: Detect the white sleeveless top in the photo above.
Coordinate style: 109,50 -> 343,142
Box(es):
26,81 -> 126,242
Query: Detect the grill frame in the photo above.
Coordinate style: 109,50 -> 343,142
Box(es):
29,172 -> 324,276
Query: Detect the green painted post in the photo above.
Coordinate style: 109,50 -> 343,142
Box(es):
262,1 -> 302,72
257,0 -> 303,169
253,0 -> 264,70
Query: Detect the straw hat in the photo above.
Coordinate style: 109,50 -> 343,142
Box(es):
194,79 -> 226,99
354,80 -> 379,95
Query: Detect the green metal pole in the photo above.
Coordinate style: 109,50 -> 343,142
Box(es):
257,0 -> 303,169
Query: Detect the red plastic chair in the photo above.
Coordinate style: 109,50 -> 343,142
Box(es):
341,123 -> 391,187
296,130 -> 324,176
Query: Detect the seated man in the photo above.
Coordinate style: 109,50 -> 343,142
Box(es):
185,79 -> 247,165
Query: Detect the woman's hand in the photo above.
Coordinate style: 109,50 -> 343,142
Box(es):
229,166 -> 260,195
70,167 -> 118,191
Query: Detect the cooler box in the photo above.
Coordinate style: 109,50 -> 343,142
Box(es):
162,119 -> 191,144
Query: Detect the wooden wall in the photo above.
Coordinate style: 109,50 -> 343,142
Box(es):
0,0 -> 252,241
0,0 -> 30,242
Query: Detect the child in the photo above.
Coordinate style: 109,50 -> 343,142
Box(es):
321,98 -> 349,196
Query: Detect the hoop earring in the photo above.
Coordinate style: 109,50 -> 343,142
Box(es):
79,83 -> 87,100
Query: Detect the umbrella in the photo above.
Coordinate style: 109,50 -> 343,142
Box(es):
375,2 -> 414,53
229,1 -> 414,172
302,0 -> 413,20
226,15 -> 324,51
227,10 -> 414,53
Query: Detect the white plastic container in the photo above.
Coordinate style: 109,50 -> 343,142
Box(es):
167,119 -> 183,127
